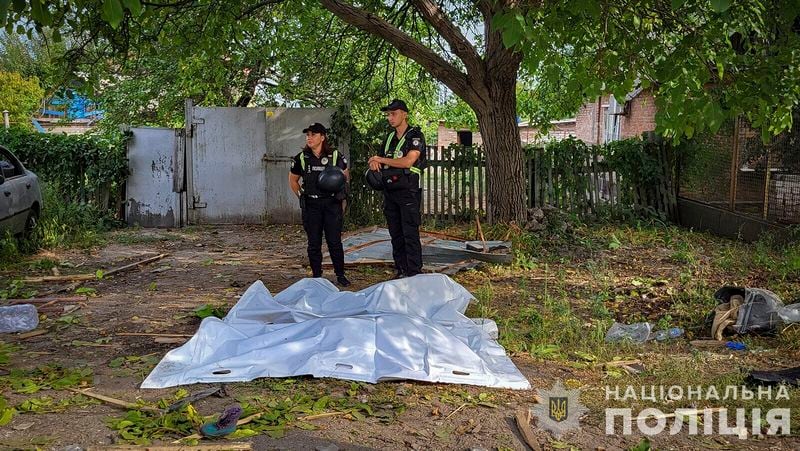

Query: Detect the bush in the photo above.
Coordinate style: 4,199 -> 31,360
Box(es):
0,127 -> 129,210
1,182 -> 115,267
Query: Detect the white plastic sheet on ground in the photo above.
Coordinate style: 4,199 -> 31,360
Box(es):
141,274 -> 530,390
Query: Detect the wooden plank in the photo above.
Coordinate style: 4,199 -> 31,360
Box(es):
67,388 -> 161,412
447,151 -> 454,221
454,148 -> 460,219
469,158 -> 476,214
461,151 -> 467,215
477,147 -> 484,216
92,445 -> 251,451
433,146 -> 439,221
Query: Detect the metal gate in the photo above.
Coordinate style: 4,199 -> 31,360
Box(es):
126,102 -> 340,227
263,107 -> 338,224
125,127 -> 183,228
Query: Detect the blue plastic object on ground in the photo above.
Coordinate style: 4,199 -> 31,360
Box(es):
200,404 -> 243,437
726,341 -> 747,351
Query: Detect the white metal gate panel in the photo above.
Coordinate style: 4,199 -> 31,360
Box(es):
126,127 -> 181,227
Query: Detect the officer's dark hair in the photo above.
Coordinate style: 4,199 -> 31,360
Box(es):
302,132 -> 333,155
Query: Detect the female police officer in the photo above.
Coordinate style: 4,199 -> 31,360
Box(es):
288,122 -> 351,287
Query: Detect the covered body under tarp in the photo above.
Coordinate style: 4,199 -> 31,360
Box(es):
142,274 -> 529,390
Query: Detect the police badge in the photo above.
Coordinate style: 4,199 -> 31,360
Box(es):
321,157 -> 329,165
412,138 -> 420,147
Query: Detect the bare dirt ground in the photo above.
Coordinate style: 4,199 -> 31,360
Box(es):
1,224 -> 799,450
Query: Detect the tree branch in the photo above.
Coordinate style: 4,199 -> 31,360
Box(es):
318,0 -> 480,107
408,0 -> 484,79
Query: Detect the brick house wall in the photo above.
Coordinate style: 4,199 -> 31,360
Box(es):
436,119 -> 576,148
574,89 -> 658,145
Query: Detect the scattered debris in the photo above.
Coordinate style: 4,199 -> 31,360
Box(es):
116,333 -> 193,338
514,408 -> 542,451
710,286 -> 784,339
89,445 -> 251,451
66,388 -> 161,412
166,387 -> 223,413
16,329 -> 48,339
154,337 -> 187,345
323,228 -> 511,272
747,366 -> 800,386
23,254 -> 169,284
200,404 -> 243,437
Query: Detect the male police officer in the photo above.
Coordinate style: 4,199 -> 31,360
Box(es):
368,99 -> 426,278
289,122 -> 351,287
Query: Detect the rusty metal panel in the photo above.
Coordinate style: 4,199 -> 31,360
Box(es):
264,108 -> 338,224
126,127 -> 180,228
190,107 -> 268,224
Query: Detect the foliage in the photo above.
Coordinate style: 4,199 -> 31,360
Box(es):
0,365 -> 93,394
0,127 -> 128,207
192,304 -> 228,320
0,70 -> 44,128
494,0 -> 800,142
107,388 -> 393,445
0,30 -> 68,96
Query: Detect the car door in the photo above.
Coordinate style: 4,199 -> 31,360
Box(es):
0,148 -> 30,235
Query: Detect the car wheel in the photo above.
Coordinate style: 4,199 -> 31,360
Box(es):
22,209 -> 38,240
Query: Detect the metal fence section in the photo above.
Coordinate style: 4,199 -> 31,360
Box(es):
680,117 -> 800,225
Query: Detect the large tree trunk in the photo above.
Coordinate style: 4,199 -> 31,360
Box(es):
319,0 -> 527,223
475,80 -> 526,223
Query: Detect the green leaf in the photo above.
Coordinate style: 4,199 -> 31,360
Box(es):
122,0 -> 142,16
10,0 -> 23,12
670,0 -> 686,8
101,0 -> 124,29
0,0 -> 11,26
710,0 -> 731,12
96,269 -> 105,279
227,428 -> 259,439
0,408 -> 14,426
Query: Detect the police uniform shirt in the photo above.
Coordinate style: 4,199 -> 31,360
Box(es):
380,127 -> 426,163
290,149 -> 348,194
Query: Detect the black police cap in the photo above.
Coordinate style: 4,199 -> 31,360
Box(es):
302,122 -> 328,134
380,99 -> 409,112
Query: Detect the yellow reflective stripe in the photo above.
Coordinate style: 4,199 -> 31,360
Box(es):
409,167 -> 421,174
384,133 -> 405,158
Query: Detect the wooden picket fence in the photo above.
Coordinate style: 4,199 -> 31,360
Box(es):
348,139 -> 678,224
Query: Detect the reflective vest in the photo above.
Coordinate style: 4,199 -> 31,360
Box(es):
299,150 -> 339,196
384,133 -> 421,175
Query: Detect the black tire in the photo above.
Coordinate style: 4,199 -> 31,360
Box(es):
22,208 -> 38,240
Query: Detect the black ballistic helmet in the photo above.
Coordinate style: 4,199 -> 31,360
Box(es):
317,166 -> 346,192
365,169 -> 384,191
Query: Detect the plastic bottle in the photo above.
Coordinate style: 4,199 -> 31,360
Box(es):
0,304 -> 39,333
605,322 -> 652,343
777,303 -> 800,323
650,327 -> 684,341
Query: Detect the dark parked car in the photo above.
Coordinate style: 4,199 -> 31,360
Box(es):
0,145 -> 42,238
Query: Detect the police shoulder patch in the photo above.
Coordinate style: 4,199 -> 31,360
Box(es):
412,138 -> 420,146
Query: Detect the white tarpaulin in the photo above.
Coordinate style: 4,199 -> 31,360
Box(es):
141,274 -> 530,390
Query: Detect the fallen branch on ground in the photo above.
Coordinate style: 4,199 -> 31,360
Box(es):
67,388 -> 161,412
24,254 -> 168,283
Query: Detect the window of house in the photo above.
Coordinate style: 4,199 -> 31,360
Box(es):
604,96 -> 623,143
457,130 -> 473,147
